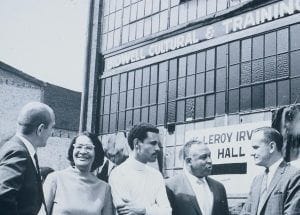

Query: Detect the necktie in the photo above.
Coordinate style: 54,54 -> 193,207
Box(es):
34,153 -> 49,215
257,167 -> 269,213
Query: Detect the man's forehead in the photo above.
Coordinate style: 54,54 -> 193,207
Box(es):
190,144 -> 210,154
146,131 -> 160,139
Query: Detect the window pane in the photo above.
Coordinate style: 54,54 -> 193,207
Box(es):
216,68 -> 226,91
135,69 -> 142,88
129,22 -> 136,41
252,36 -> 264,60
128,71 -> 134,89
187,54 -> 196,75
252,84 -> 264,109
157,104 -> 165,125
119,92 -> 126,111
207,0 -> 216,14
291,24 -> 300,51
142,86 -> 149,105
264,56 -> 277,80
240,87 -> 251,111
144,17 -> 151,36
170,6 -> 179,27
143,67 -> 150,86
126,110 -> 133,129
160,10 -> 168,31
241,62 -> 251,85
104,96 -> 110,114
115,10 -> 122,29
105,77 -> 111,95
168,80 -> 177,100
186,98 -> 195,120
205,94 -> 215,117
118,111 -> 125,130
145,0 -> 153,16
123,6 -> 130,25
149,105 -> 157,125
278,80 -> 290,105
229,65 -> 239,89
152,14 -> 159,34
229,89 -> 239,113
277,28 -> 288,54
134,88 -> 141,107
168,102 -> 176,123
217,44 -> 227,68
159,62 -> 168,82
179,4 -> 188,24
195,96 -> 204,119
265,82 -> 276,107
176,100 -> 185,122
150,84 -> 157,104
109,113 -> 117,132
291,78 -> 300,103
137,0 -> 145,19
179,57 -> 187,77
169,59 -> 178,80
127,90 -> 133,108
100,97 -> 104,115
120,73 -> 127,92
108,13 -> 115,31
197,52 -> 205,73
277,53 -> 289,78
187,0 -> 197,21
111,75 -> 119,93
110,94 -> 118,113
252,59 -> 264,83
230,41 -> 240,65
101,79 -> 105,96
133,108 -> 141,125
205,70 -> 215,92
122,25 -> 129,44
265,32 -> 276,57
216,92 -> 225,115
130,3 -> 138,22
186,75 -> 195,96
136,20 -> 144,39
150,65 -> 158,84
196,73 -> 205,94
197,0 -> 206,18
102,115 -> 109,133
177,77 -> 186,98
242,39 -> 251,62
291,50 -> 300,77
158,83 -> 166,103
206,49 -> 215,71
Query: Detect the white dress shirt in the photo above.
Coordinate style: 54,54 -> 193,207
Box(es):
16,133 -> 37,170
184,168 -> 213,215
267,158 -> 283,188
290,159 -> 300,169
109,156 -> 172,215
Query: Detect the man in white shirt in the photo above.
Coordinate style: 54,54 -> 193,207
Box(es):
0,102 -> 55,215
241,127 -> 300,215
166,140 -> 229,215
109,123 -> 172,215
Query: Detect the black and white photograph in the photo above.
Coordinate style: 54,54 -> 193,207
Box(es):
1,0 -> 300,214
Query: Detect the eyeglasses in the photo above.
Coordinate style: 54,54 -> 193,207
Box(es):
73,144 -> 95,152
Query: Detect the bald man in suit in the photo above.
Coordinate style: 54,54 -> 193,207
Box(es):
0,102 -> 55,215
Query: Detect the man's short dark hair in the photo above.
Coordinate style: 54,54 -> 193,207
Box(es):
127,123 -> 159,150
183,140 -> 205,160
67,131 -> 104,172
253,127 -> 283,151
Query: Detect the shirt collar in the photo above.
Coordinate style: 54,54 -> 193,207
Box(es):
184,166 -> 208,185
128,156 -> 146,171
16,134 -> 37,169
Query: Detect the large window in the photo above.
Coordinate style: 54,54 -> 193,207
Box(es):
101,0 -> 248,51
99,23 -> 300,134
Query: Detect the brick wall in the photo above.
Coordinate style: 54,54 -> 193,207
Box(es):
0,68 -> 42,146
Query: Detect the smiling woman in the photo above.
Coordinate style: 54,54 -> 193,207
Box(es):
39,132 -> 115,215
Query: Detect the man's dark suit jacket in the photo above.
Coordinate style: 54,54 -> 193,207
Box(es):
0,136 -> 43,215
241,161 -> 300,215
166,173 -> 229,215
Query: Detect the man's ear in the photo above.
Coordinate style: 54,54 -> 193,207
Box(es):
269,141 -> 277,153
133,138 -> 139,150
185,157 -> 191,164
36,124 -> 45,136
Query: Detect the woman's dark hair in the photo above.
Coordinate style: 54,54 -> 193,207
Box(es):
67,131 -> 104,172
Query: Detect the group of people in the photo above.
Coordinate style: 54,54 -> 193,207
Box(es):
0,102 -> 299,215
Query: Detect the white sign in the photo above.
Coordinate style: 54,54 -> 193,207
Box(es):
185,121 -> 271,194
